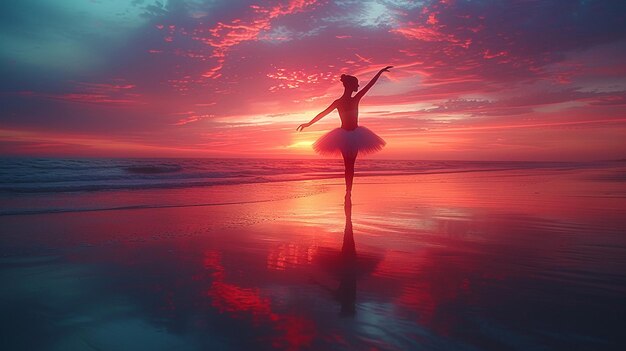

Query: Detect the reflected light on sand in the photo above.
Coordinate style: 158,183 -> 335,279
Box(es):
203,250 -> 316,348
267,243 -> 318,271
2,166 -> 624,350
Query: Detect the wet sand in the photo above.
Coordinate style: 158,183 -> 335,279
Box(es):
1,167 -> 625,350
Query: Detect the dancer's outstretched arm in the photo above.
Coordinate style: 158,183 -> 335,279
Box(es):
297,100 -> 338,131
354,66 -> 392,100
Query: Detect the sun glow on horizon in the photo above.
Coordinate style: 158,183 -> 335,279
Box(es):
288,140 -> 315,150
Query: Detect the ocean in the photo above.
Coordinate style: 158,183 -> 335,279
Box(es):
1,157 -> 623,216
2,158 -> 616,193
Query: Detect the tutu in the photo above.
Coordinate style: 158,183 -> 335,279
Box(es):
313,126 -> 385,157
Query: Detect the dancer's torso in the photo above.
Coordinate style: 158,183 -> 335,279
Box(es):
337,97 -> 358,131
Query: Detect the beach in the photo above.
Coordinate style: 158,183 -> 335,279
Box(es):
1,161 -> 625,350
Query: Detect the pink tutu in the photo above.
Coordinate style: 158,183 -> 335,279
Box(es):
313,126 -> 385,157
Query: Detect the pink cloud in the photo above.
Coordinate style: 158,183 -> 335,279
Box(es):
393,25 -> 460,43
7,80 -> 144,106
191,0 -> 319,79
172,111 -> 215,126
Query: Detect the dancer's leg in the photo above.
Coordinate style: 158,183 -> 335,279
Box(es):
342,152 -> 357,193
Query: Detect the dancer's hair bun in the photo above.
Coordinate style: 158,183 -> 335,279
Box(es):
340,74 -> 346,82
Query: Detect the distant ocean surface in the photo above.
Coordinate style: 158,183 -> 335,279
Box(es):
1,158 -> 624,216
1,157 -> 620,193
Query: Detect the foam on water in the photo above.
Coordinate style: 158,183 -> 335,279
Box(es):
0,158 -> 616,193
0,158 -> 623,216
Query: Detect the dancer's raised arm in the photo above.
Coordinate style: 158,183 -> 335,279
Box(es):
297,100 -> 338,131
354,66 -> 392,100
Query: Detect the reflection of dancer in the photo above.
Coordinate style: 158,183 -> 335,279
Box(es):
337,196 -> 357,316
313,198 -> 381,316
297,67 -> 392,195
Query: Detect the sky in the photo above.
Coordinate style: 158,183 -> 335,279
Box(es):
1,0 -> 625,160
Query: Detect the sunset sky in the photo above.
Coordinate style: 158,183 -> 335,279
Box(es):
1,0 -> 625,160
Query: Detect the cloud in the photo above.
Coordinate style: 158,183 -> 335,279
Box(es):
1,0 -> 625,159
189,0 -> 319,79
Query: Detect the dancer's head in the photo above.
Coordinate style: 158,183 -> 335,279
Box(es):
340,74 -> 359,92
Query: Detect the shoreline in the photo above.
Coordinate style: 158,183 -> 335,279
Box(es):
2,163 -> 624,217
2,158 -> 622,194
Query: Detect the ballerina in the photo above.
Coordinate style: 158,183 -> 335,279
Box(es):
297,66 -> 392,196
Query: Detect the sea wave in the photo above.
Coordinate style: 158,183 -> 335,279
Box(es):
0,158 -> 620,194
124,164 -> 183,174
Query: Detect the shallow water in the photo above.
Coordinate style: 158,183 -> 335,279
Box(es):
1,166 -> 625,350
0,157 -> 608,194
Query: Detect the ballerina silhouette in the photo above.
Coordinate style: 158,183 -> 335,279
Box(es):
297,66 -> 392,195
